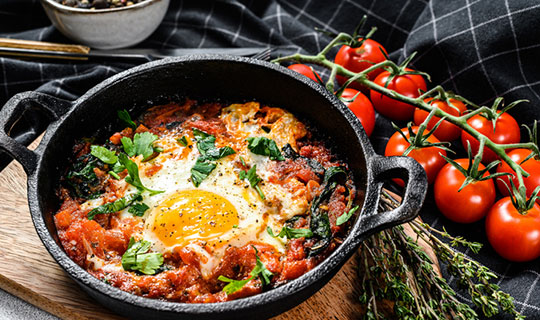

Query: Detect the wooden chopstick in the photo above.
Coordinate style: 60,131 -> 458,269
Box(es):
0,38 -> 90,54
0,272 -> 88,320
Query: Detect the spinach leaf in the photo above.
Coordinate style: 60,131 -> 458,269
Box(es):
118,109 -> 137,129
66,155 -> 101,199
282,143 -> 325,177
90,145 -> 118,165
128,203 -> 150,217
190,159 -> 217,187
118,154 -> 163,195
307,166 -> 348,257
87,192 -> 142,220
267,226 -> 313,239
121,238 -> 163,275
246,137 -> 284,161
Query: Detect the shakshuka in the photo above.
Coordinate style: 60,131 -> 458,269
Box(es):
54,99 -> 358,302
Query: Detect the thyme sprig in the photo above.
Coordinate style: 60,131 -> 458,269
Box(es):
357,192 -> 523,319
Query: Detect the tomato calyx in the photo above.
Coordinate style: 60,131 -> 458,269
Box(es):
442,142 -> 508,191
521,121 -> 540,162
499,177 -> 540,215
381,52 -> 431,88
391,117 -> 451,157
476,97 -> 526,132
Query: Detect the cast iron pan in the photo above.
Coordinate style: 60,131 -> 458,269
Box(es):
0,55 -> 427,319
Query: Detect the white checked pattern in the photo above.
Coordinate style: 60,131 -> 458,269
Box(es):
1,0 -> 540,319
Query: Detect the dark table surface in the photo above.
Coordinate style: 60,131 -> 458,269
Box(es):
1,0 -> 540,319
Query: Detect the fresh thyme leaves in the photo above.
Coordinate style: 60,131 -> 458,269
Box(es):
128,202 -> 150,217
190,128 -> 236,187
218,246 -> 273,294
87,192 -> 142,220
118,154 -> 163,195
90,145 -> 118,164
121,238 -> 163,275
239,165 -> 265,200
177,136 -> 188,146
246,137 -> 285,161
118,109 -> 137,129
336,205 -> 360,226
121,132 -> 159,160
267,226 -> 313,239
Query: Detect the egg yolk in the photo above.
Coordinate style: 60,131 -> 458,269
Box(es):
150,190 -> 239,247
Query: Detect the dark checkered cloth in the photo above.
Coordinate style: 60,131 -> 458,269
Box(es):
1,0 -> 539,319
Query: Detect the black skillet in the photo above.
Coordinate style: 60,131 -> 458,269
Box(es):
0,55 -> 427,319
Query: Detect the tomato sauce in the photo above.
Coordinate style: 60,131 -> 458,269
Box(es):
54,100 -> 356,302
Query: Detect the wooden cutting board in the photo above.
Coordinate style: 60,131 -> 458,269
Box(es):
0,143 -> 433,320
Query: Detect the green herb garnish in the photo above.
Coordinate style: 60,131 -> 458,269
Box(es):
90,145 -> 118,164
121,237 -> 163,275
190,128 -> 236,187
118,109 -> 137,129
246,137 -> 284,161
218,246 -> 273,294
267,226 -> 313,239
239,165 -> 265,200
336,205 -> 360,226
177,136 -> 188,146
121,132 -> 159,160
87,192 -> 142,220
118,154 -> 163,195
128,203 -> 150,217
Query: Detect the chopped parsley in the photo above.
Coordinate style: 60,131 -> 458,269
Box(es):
121,132 -> 159,160
239,165 -> 265,200
118,109 -> 137,129
90,145 -> 118,164
267,226 -> 313,239
87,192 -> 142,220
218,246 -> 273,294
118,154 -> 163,195
246,137 -> 284,161
336,205 -> 360,226
121,238 -> 163,275
190,128 -> 236,187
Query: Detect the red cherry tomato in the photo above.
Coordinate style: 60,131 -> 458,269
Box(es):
287,64 -> 320,81
413,98 -> 467,141
334,38 -> 387,91
370,69 -> 427,121
461,113 -> 520,164
340,88 -> 376,137
496,149 -> 540,202
485,197 -> 540,262
434,159 -> 496,223
385,126 -> 447,185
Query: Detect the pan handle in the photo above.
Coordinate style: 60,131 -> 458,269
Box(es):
352,155 -> 427,238
0,91 -> 72,175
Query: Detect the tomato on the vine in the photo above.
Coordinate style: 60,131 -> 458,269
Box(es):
434,159 -> 496,223
335,38 -> 387,91
287,64 -> 320,82
496,149 -> 540,202
413,98 -> 467,141
461,112 -> 520,164
340,88 -> 376,137
385,126 -> 447,185
370,69 -> 427,121
485,197 -> 540,262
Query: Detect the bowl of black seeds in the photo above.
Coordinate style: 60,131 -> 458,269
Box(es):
40,0 -> 169,49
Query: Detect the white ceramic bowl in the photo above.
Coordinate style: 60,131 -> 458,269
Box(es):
40,0 -> 170,49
